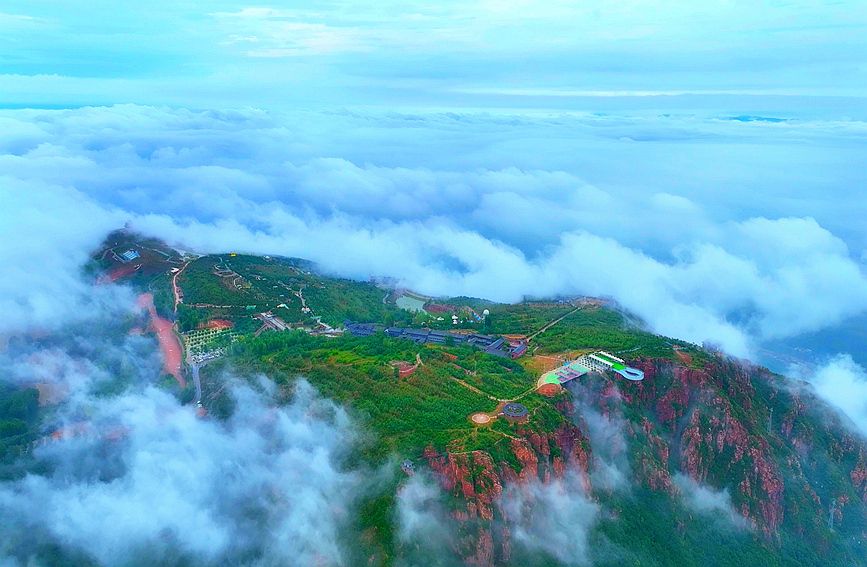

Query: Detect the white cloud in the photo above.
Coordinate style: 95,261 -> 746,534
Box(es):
0,363 -> 366,565
499,473 -> 600,566
673,473 -> 749,529
0,177 -> 129,333
1,105 -> 866,358
396,473 -> 455,545
807,354 -> 867,435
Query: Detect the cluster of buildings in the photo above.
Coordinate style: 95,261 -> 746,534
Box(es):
256,311 -> 289,332
541,350 -> 645,386
343,322 -> 528,359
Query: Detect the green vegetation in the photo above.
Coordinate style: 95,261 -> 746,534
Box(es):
585,490 -> 787,567
0,386 -> 40,479
177,256 -> 257,306
177,303 -> 206,332
229,331 -> 551,461
304,279 -> 401,326
532,307 -> 702,362
175,254 -> 406,329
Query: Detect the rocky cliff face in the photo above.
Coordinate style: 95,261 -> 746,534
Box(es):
423,355 -> 867,566
423,419 -> 593,566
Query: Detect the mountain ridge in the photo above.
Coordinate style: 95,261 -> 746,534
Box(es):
2,230 -> 861,566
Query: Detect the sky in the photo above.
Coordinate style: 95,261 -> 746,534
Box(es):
1,0 -> 865,109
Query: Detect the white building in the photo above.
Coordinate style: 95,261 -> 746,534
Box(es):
575,351 -> 624,372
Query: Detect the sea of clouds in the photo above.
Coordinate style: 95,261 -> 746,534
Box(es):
2,104 -> 866,359
1,103 -> 867,564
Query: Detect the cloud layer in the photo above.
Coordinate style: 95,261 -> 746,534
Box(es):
1,325 -> 368,566
499,473 -> 600,566
673,473 -> 749,530
2,105 -> 866,357
805,354 -> 867,436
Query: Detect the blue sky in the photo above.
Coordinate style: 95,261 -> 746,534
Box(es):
1,1 -> 865,110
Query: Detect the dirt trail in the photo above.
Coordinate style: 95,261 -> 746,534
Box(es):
138,293 -> 185,388
526,305 -> 582,342
450,376 -> 497,401
172,261 -> 190,315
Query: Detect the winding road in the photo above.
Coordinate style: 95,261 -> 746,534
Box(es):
190,357 -> 220,405
172,260 -> 190,315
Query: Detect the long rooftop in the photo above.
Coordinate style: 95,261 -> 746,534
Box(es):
344,322 -> 527,359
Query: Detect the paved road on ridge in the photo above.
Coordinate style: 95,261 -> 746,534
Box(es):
191,363 -> 202,405
172,261 -> 190,315
526,305 -> 582,342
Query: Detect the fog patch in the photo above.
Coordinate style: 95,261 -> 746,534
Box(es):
394,472 -> 463,567
0,371 -> 368,566
673,473 -> 748,529
800,354 -> 867,436
568,381 -> 631,492
499,473 -> 600,566
0,179 -> 130,334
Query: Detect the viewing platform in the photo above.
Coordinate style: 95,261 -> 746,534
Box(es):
540,350 -> 644,386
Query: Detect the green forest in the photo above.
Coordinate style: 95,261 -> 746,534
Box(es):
225,331 -> 556,462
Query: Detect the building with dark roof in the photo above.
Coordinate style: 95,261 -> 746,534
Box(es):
510,343 -> 528,359
344,322 -> 377,337
343,322 -> 528,359
502,402 -> 529,422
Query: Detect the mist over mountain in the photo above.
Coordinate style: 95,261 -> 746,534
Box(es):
3,105 -> 866,361
2,1 -> 866,565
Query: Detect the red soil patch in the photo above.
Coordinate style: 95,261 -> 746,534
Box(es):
537,383 -> 562,397
202,319 -> 235,330
138,293 -> 185,388
675,351 -> 693,365
108,263 -> 140,281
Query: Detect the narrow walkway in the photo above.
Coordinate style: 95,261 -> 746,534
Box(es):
510,384 -> 542,401
449,374 -> 537,404
449,376 -> 497,401
526,305 -> 582,342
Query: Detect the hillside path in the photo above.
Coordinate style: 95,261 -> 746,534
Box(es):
172,260 -> 190,315
526,305 -> 582,342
